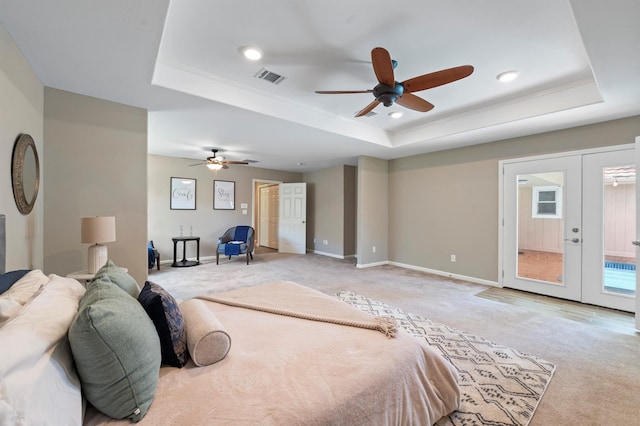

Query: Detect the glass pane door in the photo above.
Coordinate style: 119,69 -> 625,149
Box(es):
603,165 -> 636,297
516,172 -> 565,285
503,155 -> 582,301
583,149 -> 636,312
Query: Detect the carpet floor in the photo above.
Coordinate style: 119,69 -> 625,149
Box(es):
339,291 -> 555,426
148,252 -> 640,426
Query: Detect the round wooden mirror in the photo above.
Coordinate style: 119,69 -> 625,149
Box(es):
11,134 -> 40,215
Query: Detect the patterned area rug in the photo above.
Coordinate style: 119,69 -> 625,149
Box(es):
336,291 -> 556,426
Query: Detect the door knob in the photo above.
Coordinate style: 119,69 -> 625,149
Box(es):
632,240 -> 640,246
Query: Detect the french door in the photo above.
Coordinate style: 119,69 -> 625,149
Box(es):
503,155 -> 583,301
582,149 -> 636,312
502,146 -> 637,314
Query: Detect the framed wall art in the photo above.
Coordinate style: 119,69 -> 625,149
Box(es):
214,180 -> 235,210
170,177 -> 196,210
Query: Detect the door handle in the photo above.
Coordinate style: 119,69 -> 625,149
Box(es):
564,238 -> 580,243
632,240 -> 640,246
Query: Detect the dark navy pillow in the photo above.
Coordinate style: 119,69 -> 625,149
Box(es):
137,281 -> 187,367
0,270 -> 31,294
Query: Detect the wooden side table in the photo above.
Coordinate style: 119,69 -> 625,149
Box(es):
172,236 -> 200,267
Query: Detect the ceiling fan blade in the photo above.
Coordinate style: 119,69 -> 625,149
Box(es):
315,90 -> 374,94
222,160 -> 249,165
355,99 -> 381,117
396,93 -> 435,112
371,47 -> 395,86
402,65 -> 474,93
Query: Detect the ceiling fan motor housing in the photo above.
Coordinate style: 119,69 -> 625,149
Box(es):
373,82 -> 404,107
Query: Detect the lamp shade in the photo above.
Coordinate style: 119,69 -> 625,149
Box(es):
81,216 -> 116,244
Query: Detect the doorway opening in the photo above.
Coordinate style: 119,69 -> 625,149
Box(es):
252,179 -> 282,250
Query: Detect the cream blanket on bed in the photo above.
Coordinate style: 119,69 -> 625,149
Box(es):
197,281 -> 398,337
84,281 -> 460,425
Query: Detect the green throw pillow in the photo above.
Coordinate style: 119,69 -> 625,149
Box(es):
68,278 -> 161,422
92,259 -> 140,297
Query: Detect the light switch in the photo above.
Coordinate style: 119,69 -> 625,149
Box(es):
241,203 -> 248,209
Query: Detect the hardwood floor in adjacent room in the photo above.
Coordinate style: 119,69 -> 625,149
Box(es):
477,286 -> 636,335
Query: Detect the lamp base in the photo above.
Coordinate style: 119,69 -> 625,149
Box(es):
87,243 -> 108,274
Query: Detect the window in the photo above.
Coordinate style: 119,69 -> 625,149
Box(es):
532,186 -> 562,219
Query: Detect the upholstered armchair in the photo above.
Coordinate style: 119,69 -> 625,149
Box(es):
216,226 -> 255,265
148,240 -> 160,270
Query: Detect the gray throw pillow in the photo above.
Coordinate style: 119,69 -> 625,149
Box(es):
68,278 -> 161,421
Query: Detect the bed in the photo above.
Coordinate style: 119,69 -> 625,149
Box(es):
0,215 -> 461,425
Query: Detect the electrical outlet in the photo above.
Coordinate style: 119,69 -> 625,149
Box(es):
323,240 -> 328,245
372,246 -> 376,253
450,254 -> 456,262
313,238 -> 316,244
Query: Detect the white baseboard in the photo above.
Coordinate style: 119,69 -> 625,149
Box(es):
354,259 -> 499,287
356,260 -> 389,268
310,249 -> 351,260
388,261 -> 500,287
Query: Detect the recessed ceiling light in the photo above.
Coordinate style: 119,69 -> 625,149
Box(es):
497,70 -> 518,82
239,46 -> 262,61
388,111 -> 403,119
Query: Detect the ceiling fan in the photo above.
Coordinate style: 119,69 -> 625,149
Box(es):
315,47 -> 474,117
191,149 -> 249,170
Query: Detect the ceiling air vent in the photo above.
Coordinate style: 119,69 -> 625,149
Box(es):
254,68 -> 286,85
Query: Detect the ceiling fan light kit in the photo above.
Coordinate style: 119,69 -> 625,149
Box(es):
206,163 -> 224,170
315,47 -> 474,118
191,149 -> 249,170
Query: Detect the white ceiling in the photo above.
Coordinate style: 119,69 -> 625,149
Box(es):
0,0 -> 638,172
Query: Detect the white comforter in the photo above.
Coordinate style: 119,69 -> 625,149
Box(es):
0,274 -> 86,425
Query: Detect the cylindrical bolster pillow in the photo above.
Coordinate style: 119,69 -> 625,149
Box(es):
180,299 -> 231,366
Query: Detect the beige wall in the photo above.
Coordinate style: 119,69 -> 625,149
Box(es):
304,165 -> 356,257
0,24 -> 44,271
357,156 -> 388,266
388,115 -> 640,282
343,165 -> 357,256
148,154 -> 302,261
43,88 -> 148,285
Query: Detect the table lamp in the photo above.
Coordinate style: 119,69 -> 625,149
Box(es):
81,216 -> 116,273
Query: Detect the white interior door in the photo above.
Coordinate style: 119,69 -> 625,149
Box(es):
582,148 -> 636,312
503,155 -> 582,301
259,186 -> 270,247
279,183 -> 306,254
269,185 -> 279,249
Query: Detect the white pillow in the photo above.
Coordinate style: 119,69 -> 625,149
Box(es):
0,270 -> 49,326
0,299 -> 22,325
0,269 -> 49,305
0,274 -> 85,425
